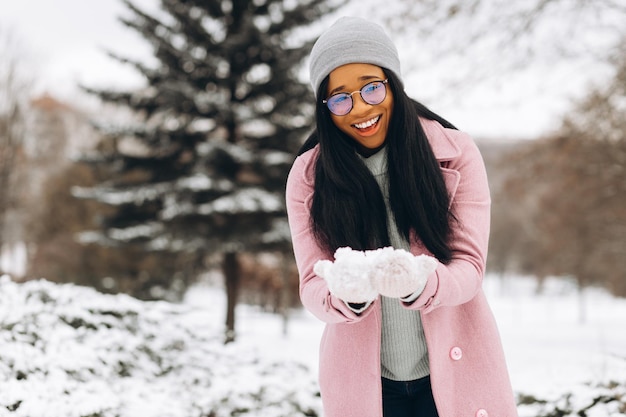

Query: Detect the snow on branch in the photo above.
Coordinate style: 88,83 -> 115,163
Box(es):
109,222 -> 164,241
198,188 -> 283,216
72,174 -> 234,206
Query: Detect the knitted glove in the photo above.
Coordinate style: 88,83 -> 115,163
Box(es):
367,247 -> 438,299
313,247 -> 378,304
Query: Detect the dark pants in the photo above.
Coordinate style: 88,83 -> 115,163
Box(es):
382,376 -> 439,417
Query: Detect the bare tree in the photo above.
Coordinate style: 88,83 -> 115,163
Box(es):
491,47 -> 626,308
382,0 -> 624,73
0,28 -> 31,275
338,0 -> 626,107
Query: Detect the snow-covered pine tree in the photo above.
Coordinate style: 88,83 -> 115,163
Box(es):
76,0 -> 341,342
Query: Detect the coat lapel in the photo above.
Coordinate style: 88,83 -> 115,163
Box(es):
420,118 -> 462,204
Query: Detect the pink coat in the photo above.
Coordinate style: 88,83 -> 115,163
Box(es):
286,118 -> 518,417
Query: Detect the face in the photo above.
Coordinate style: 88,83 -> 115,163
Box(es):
326,63 -> 393,156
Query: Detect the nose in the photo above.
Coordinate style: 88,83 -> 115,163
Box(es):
351,92 -> 370,114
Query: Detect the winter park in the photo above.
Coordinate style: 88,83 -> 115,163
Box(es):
1,0 -> 625,416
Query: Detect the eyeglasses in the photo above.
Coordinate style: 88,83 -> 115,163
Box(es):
322,79 -> 389,116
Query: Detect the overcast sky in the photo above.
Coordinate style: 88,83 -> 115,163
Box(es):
0,0 -> 615,140
1,0 -> 155,96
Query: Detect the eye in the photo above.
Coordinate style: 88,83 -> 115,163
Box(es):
363,82 -> 380,93
330,94 -> 350,104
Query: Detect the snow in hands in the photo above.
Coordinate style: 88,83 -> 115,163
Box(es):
314,246 -> 438,302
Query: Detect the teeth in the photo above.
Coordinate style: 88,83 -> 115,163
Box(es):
354,116 -> 380,129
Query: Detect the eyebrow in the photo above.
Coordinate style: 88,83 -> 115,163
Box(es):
328,75 -> 382,96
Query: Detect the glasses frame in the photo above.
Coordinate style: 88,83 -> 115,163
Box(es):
322,79 -> 389,116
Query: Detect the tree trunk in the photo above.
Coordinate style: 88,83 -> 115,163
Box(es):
0,31 -> 29,266
223,251 -> 240,344
279,253 -> 292,336
577,282 -> 587,325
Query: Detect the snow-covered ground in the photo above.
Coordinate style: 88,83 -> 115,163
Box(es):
225,274 -> 626,395
198,274 -> 626,416
484,276 -> 626,399
1,273 -> 625,416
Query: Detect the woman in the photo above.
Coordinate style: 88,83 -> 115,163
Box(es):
286,16 -> 518,417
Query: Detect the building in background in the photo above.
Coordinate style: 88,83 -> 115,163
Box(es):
1,94 -> 99,278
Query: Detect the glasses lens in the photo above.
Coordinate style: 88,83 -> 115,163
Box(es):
361,81 -> 386,105
327,94 -> 352,116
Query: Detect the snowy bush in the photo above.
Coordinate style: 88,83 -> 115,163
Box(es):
2,275 -> 625,417
517,381 -> 626,417
0,276 -> 321,417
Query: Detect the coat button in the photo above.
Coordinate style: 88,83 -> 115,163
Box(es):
450,346 -> 463,361
476,409 -> 488,417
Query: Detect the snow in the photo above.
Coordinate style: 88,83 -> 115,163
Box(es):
313,246 -> 438,301
72,184 -> 169,206
176,174 -> 232,192
0,276 -> 321,417
72,174 -> 236,208
258,218 -> 292,245
262,150 -> 294,166
109,222 -> 164,241
485,276 -> 626,399
1,273 -> 625,417
0,243 -> 27,277
198,189 -> 284,215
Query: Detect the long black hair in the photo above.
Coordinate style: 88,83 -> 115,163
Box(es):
298,68 -> 456,263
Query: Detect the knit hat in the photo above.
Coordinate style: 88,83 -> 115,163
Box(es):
309,17 -> 401,97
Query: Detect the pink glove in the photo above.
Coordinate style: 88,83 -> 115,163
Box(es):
367,247 -> 438,299
313,247 -> 378,304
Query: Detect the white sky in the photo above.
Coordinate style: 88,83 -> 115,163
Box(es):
1,0 -> 155,96
0,0 -> 617,140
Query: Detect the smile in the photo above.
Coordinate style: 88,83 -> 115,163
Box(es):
353,115 -> 380,130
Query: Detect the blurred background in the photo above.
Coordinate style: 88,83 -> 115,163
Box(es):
1,0 -> 625,339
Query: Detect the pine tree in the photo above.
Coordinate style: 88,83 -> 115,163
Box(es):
76,0 -> 340,342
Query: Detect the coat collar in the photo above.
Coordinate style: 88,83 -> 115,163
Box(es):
420,118 -> 462,162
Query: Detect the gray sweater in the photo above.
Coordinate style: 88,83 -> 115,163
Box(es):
359,147 -> 430,381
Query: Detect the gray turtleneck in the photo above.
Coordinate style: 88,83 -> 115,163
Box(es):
358,147 -> 430,381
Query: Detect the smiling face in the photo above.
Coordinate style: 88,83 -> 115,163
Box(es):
326,63 -> 393,156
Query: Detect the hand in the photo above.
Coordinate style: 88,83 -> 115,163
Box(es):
367,247 -> 438,299
313,247 -> 378,304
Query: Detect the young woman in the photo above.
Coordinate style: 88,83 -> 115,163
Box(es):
286,16 -> 519,417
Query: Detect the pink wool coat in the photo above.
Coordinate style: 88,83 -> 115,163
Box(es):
286,118 -> 519,417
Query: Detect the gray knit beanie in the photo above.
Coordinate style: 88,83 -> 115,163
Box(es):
309,16 -> 401,97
